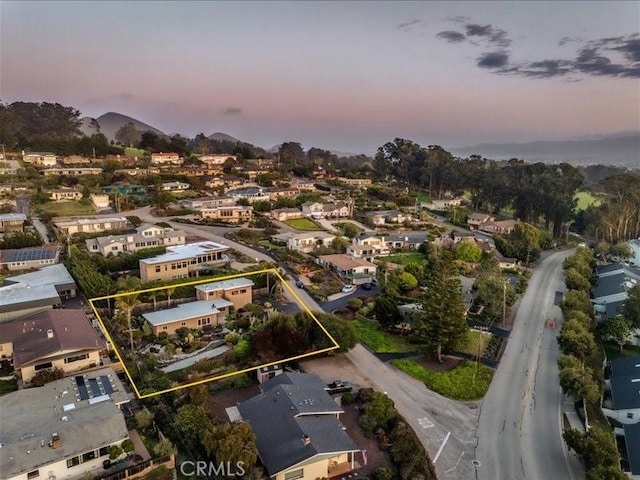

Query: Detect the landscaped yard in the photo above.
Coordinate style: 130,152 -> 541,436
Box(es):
37,200 -> 96,216
392,358 -> 492,400
125,147 -> 147,157
352,320 -> 417,353
384,253 -> 427,265
283,218 -> 323,231
603,342 -> 640,361
0,378 -> 18,395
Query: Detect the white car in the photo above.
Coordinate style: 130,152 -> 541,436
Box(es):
341,284 -> 356,294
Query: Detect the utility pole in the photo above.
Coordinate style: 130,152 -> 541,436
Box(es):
0,143 -> 5,162
502,279 -> 507,327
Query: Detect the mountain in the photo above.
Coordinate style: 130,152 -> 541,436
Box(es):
451,132 -> 640,169
80,112 -> 165,142
208,132 -> 240,143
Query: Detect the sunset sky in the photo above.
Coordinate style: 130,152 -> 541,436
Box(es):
1,1 -> 639,152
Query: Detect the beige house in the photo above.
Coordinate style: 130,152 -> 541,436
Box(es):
0,245 -> 61,271
54,216 -> 128,237
90,193 -> 110,210
271,208 -> 304,222
236,373 -> 360,480
62,155 -> 91,165
480,219 -> 518,235
22,152 -> 57,166
142,298 -> 233,335
316,254 -> 376,284
162,181 -> 191,191
179,196 -> 237,209
199,153 -> 238,165
272,231 -> 336,253
198,205 -> 253,223
367,210 -> 411,226
0,213 -> 27,233
139,241 -> 230,282
85,224 -> 186,256
0,309 -> 104,382
151,152 -> 182,165
467,212 -> 494,230
42,167 -> 103,176
337,177 -> 372,188
423,197 -> 463,210
195,277 -> 254,310
48,188 -> 82,201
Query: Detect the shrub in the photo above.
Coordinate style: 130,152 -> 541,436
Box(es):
356,387 -> 375,404
30,368 -> 64,387
234,339 -> 250,358
373,467 -> 395,480
121,439 -> 134,453
109,445 -> 124,460
358,414 -> 377,434
341,392 -> 355,405
135,409 -> 154,430
348,298 -> 364,310
225,332 -> 241,345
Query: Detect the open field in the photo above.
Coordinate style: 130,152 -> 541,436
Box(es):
283,218 -> 323,230
574,191 -> 603,211
125,147 -> 147,157
456,329 -> 490,356
384,253 -> 427,265
37,200 -> 96,216
352,319 -> 416,353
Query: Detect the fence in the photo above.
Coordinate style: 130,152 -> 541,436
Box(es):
97,455 -> 175,480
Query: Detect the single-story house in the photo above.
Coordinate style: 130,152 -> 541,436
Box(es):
90,193 -> 110,210
385,231 -> 429,250
195,277 -> 254,310
316,254 -> 376,284
0,245 -> 61,271
198,205 -> 253,223
0,213 -> 27,233
271,208 -> 304,222
480,219 -> 518,235
467,213 -> 494,230
150,152 -> 182,165
366,210 -> 411,226
603,356 -> 640,425
22,152 -> 57,166
162,181 -> 191,191
178,196 -> 236,210
235,372 -> 360,480
142,298 -> 234,335
48,188 -> 82,201
272,232 -> 337,253
0,309 -> 104,382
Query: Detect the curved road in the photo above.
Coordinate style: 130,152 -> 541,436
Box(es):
475,249 -> 583,480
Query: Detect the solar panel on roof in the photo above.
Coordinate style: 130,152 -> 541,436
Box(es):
11,249 -> 55,262
76,376 -> 89,400
100,375 -> 114,394
88,378 -> 101,397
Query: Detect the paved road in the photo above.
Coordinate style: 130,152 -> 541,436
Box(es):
475,249 -> 584,480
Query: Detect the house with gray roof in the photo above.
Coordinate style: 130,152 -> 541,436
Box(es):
593,263 -> 640,323
235,372 -> 360,480
603,355 -> 640,425
142,298 -> 233,336
622,422 -> 640,476
0,245 -> 61,271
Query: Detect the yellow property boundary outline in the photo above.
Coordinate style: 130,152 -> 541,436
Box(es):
88,268 -> 340,399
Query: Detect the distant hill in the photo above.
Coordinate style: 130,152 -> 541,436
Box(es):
451,132 -> 640,169
80,112 -> 165,142
208,132 -> 240,143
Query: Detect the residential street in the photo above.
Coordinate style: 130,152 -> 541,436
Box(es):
475,249 -> 584,480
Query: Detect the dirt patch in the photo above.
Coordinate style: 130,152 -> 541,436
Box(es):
416,355 -> 461,372
340,402 -> 391,476
207,383 -> 261,420
301,355 -> 375,390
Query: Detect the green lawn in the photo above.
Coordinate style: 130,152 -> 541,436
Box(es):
457,330 -> 491,356
37,200 -> 96,217
352,320 -> 416,353
125,147 -> 147,157
603,342 -> 640,360
574,191 -> 603,211
392,358 -> 492,400
0,378 -> 18,395
415,192 -> 431,203
283,218 -> 323,231
384,253 -> 427,265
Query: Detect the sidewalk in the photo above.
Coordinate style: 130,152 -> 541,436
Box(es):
562,395 -> 586,432
129,429 -> 151,461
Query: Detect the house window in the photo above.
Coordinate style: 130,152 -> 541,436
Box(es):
627,412 -> 634,419
82,450 -> 97,462
181,322 -> 186,326
66,456 -> 80,468
34,361 -> 53,371
162,326 -> 168,331
99,446 -> 110,457
155,266 -> 161,273
65,353 -> 89,364
27,471 -> 39,479
284,469 -> 304,480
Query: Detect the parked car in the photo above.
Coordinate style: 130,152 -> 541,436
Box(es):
361,283 -> 373,290
341,284 -> 356,294
325,380 -> 353,395
295,280 -> 305,288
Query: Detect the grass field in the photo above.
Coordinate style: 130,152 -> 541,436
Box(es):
384,253 -> 427,265
457,330 -> 491,356
352,320 -> 416,353
124,147 -> 147,157
415,192 -> 431,203
37,200 -> 96,217
574,191 -> 603,211
603,342 -> 640,360
284,218 -> 323,231
393,358 -> 492,400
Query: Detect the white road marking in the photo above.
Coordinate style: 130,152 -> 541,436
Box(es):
418,416 -> 434,429
433,431 -> 451,463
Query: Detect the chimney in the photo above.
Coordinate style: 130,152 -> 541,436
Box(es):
47,329 -> 54,339
302,434 -> 311,446
51,433 -> 62,449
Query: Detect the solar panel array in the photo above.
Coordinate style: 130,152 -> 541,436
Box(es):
74,374 -> 116,401
7,248 -> 57,262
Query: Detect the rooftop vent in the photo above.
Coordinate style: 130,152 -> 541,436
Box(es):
47,329 -> 54,339
302,434 -> 312,446
51,433 -> 62,449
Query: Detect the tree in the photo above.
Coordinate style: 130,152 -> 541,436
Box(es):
135,408 -> 154,430
363,391 -> 396,429
623,285 -> 640,328
474,274 -> 516,322
373,297 -> 401,330
202,422 -> 258,468
115,122 -> 142,147
278,142 -> 305,170
455,240 -> 482,263
414,254 -> 468,362
564,268 -> 591,292
558,355 -> 599,402
314,313 -> 357,351
394,271 -> 418,293
557,319 -> 597,360
175,404 -> 213,450
339,222 -> 361,239
597,316 -> 632,351
563,426 -> 621,470
0,231 -> 43,249
585,466 -> 628,480
561,289 -> 593,317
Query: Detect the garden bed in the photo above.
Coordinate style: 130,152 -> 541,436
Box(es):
283,218 -> 323,230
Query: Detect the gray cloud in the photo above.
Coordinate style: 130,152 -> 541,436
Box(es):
396,19 -> 425,32
477,51 -> 510,69
437,30 -> 466,43
221,107 -> 243,115
465,23 -> 512,47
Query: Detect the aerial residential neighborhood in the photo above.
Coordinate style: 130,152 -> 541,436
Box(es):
2,2 -> 640,480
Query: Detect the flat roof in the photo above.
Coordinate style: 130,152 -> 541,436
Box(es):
0,283 -> 59,311
6,263 -> 75,288
139,241 -> 229,265
0,213 -> 27,222
0,368 -> 128,480
319,254 -> 376,270
142,298 -> 233,326
0,246 -> 60,263
54,216 -> 127,227
195,277 -> 254,293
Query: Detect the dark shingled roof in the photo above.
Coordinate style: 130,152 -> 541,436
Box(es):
609,356 -> 640,411
237,373 -> 358,476
623,422 -> 640,474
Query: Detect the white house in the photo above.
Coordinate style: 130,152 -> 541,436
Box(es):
90,193 -> 110,210
0,368 -> 130,480
22,152 -> 57,166
162,181 -> 191,192
602,356 -> 640,425
85,224 -> 185,256
150,152 -> 182,165
272,231 -> 336,253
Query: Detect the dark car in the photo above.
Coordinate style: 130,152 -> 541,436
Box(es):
295,281 -> 305,288
325,380 -> 353,395
361,283 -> 373,290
